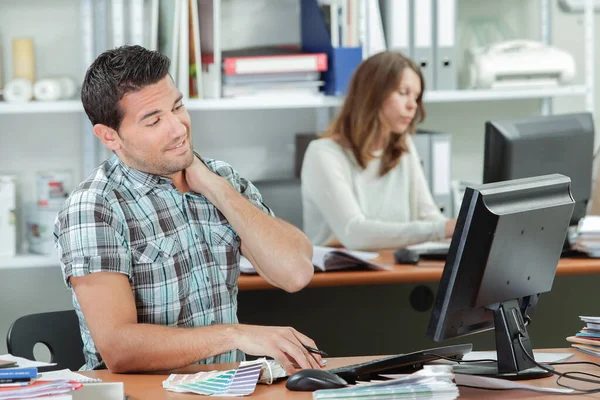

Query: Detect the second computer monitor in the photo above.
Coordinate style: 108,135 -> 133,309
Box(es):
483,112 -> 594,225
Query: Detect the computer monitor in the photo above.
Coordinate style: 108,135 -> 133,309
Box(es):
427,174 -> 575,379
483,112 -> 594,226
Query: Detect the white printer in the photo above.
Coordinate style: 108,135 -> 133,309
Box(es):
465,40 -> 576,89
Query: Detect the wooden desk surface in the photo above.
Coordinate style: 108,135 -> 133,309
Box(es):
238,251 -> 600,291
82,349 -> 600,399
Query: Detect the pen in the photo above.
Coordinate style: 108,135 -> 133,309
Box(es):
304,345 -> 328,357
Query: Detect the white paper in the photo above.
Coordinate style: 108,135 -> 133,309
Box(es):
462,351 -> 573,364
406,241 -> 450,253
454,373 -> 573,393
40,369 -> 101,383
0,354 -> 56,369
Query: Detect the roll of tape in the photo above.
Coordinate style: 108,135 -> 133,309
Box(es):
34,77 -> 77,101
4,78 -> 33,103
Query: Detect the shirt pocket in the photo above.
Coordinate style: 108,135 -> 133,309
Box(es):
131,237 -> 191,309
208,223 -> 239,271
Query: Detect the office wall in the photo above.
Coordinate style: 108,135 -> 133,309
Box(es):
0,0 -> 599,355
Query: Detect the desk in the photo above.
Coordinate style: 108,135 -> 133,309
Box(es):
236,254 -> 600,356
238,252 -> 600,291
82,349 -> 599,399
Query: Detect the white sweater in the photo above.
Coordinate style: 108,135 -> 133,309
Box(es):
301,137 -> 447,250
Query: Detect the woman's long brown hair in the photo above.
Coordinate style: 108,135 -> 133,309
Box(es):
324,51 -> 426,177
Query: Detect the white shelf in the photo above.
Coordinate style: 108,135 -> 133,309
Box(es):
185,95 -> 344,110
0,100 -> 83,114
424,85 -> 588,102
0,86 -> 589,114
0,254 -> 60,269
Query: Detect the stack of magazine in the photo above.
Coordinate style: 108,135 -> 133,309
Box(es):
566,316 -> 600,357
313,365 -> 459,399
567,216 -> 600,256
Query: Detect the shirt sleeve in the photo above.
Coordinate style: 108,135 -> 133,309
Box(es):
208,159 -> 275,217
54,191 -> 132,289
302,142 -> 446,251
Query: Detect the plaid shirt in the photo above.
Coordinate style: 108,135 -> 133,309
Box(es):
54,154 -> 273,370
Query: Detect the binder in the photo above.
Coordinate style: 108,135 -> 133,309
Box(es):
412,0 -> 434,89
412,132 -> 432,190
130,0 -> 144,45
359,0 -> 386,57
110,0 -> 125,47
413,130 -> 452,218
380,0 -> 410,56
433,0 -> 457,90
301,0 -> 362,96
177,0 -> 189,98
430,132 -> 452,218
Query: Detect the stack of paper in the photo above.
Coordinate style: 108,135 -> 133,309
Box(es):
568,216 -> 600,256
566,316 -> 600,357
313,365 -> 459,399
0,380 -> 82,399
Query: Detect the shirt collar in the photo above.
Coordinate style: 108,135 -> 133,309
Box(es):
112,151 -> 206,198
113,155 -> 170,197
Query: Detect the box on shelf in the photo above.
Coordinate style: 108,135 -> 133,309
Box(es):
26,204 -> 60,255
0,175 -> 16,257
36,170 -> 72,208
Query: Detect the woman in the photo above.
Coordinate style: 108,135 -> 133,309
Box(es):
301,51 -> 456,251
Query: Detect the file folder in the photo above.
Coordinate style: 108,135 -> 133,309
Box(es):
433,0 -> 457,90
380,0 -> 411,57
430,132 -> 452,217
413,130 -> 452,218
412,132 -> 432,190
412,0 -> 434,89
301,0 -> 362,96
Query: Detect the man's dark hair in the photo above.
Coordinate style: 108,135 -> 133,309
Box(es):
81,45 -> 171,130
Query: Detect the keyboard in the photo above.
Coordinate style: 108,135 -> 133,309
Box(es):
327,343 -> 472,383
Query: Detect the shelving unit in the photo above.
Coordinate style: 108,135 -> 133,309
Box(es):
0,254 -> 59,270
0,0 -> 595,270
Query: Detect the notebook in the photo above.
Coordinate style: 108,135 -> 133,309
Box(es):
239,246 -> 390,274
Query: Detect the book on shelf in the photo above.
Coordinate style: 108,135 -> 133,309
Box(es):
222,46 -> 327,76
239,245 -> 390,274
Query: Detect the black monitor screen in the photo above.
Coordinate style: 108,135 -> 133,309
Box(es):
483,112 -> 594,225
427,174 -> 574,379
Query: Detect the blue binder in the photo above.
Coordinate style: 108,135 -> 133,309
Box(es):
300,0 -> 363,96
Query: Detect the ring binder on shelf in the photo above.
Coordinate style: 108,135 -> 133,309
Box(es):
300,0 -> 362,96
412,0 -> 434,89
433,0 -> 457,90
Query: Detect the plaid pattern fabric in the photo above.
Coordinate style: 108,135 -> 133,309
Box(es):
54,154 -> 273,370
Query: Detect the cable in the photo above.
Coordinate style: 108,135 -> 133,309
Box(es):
517,334 -> 600,394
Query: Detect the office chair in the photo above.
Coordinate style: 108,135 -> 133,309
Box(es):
6,310 -> 85,371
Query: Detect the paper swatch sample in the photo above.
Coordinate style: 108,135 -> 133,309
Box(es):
163,359 -> 265,396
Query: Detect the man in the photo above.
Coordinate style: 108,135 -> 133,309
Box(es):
54,45 -> 319,374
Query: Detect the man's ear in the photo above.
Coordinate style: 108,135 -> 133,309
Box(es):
93,124 -> 121,151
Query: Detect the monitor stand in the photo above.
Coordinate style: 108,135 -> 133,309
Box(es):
453,299 -> 553,380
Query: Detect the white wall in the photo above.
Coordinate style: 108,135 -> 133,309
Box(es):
0,0 -> 599,354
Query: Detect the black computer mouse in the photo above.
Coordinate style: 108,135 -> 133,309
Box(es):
394,248 -> 420,264
285,369 -> 348,391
